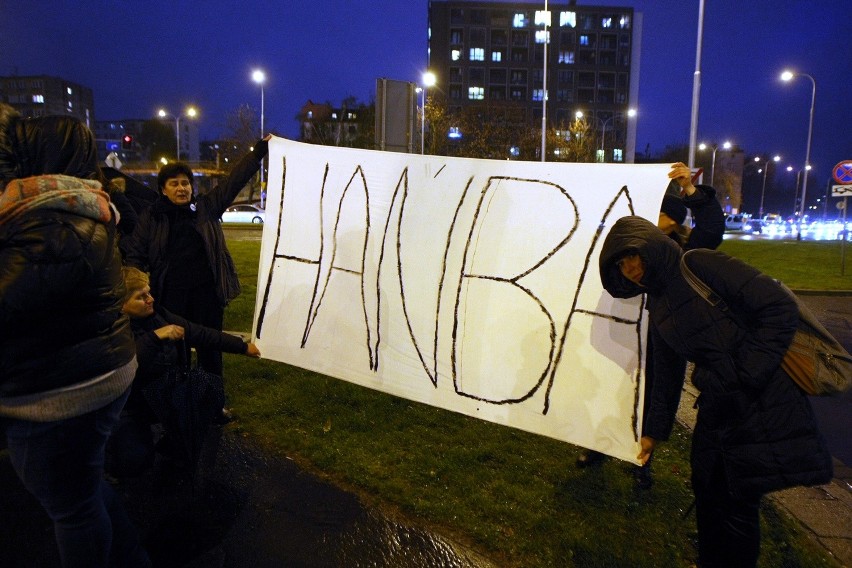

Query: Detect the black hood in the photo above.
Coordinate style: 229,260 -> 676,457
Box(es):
599,216 -> 683,299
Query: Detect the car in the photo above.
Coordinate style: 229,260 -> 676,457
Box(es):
221,204 -> 265,224
725,214 -> 748,231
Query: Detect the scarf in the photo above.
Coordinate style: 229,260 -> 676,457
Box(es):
0,174 -> 111,226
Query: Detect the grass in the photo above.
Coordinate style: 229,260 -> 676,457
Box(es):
718,238 -> 852,290
218,237 -> 846,567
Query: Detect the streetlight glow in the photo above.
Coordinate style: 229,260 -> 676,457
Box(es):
699,140 -> 732,186
157,106 -> 198,160
421,71 -> 436,154
779,69 -> 816,236
252,68 -> 266,193
755,154 -> 781,218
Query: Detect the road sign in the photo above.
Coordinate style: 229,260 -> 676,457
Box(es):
833,161 -> 852,184
833,185 -> 852,197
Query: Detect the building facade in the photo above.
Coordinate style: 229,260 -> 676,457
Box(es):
428,1 -> 641,162
0,75 -> 95,128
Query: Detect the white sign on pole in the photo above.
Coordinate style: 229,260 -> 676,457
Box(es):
253,137 -> 671,463
832,185 -> 852,197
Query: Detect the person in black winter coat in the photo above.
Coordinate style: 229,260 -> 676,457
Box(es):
123,135 -> 270,381
599,215 -> 832,568
0,103 -> 150,567
577,163 -> 725,485
108,267 -> 260,476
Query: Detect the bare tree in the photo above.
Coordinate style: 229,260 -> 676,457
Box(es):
221,104 -> 262,202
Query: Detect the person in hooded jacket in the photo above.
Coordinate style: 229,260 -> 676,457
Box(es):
577,163 -> 725,489
599,215 -> 832,568
123,135 -> 270,385
0,103 -> 150,567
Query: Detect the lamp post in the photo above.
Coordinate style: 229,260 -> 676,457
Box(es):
597,108 -> 637,163
157,106 -> 197,161
698,140 -> 732,186
755,154 -> 781,218
252,69 -> 266,187
421,71 -> 436,155
787,164 -> 812,219
780,70 -> 816,223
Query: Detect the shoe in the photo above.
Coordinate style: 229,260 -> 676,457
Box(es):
575,449 -> 606,468
211,407 -> 234,425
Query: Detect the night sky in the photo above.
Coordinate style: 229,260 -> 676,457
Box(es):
2,0 -> 849,214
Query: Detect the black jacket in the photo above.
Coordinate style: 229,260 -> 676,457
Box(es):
679,184 -> 725,251
123,141 -> 268,305
0,200 -> 135,397
129,306 -> 248,393
600,216 -> 832,497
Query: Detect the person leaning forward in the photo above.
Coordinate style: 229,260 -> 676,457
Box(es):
599,215 -> 832,568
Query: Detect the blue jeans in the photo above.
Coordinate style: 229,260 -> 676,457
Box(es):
3,388 -> 150,568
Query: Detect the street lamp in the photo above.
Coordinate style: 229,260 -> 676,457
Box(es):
598,108 -> 637,163
780,70 -> 816,222
421,71 -> 436,155
252,69 -> 266,187
754,155 -> 781,218
786,164 -> 812,218
698,140 -> 732,186
157,106 -> 197,160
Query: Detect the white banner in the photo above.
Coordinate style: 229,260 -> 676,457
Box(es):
253,137 -> 670,463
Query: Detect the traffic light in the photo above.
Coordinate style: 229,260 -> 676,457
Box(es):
121,134 -> 133,150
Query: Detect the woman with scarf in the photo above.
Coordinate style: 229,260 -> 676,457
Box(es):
0,103 -> 149,567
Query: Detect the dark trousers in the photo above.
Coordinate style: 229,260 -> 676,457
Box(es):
4,388 -> 150,568
694,460 -> 761,568
159,284 -> 224,377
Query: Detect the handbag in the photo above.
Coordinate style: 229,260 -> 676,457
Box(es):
142,339 -> 226,467
680,249 -> 852,396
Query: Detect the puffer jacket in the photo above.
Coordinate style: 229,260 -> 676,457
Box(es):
599,216 -> 832,497
0,184 -> 135,397
123,140 -> 268,305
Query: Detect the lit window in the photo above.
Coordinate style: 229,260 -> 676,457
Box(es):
307,111 -> 313,118
620,16 -> 631,29
67,101 -> 73,108
32,94 -> 44,103
451,49 -> 461,61
491,50 -> 502,62
470,47 -> 484,61
613,149 -> 624,162
580,35 -> 590,46
509,146 -> 520,157
468,86 -> 484,100
532,89 -> 545,101
331,112 -> 338,119
66,87 -> 73,95
534,10 -> 551,26
535,30 -> 550,44
560,11 -> 576,27
602,17 -> 613,28
448,126 -> 462,139
558,51 -> 575,64
513,13 -> 527,27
